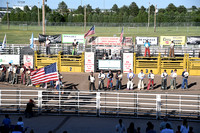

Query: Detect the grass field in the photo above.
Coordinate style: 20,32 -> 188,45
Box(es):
0,24 -> 200,44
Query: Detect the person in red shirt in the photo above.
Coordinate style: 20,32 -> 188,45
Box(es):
0,64 -> 7,82
20,64 -> 27,85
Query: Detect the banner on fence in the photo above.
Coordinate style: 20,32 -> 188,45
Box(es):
135,37 -> 158,45
24,55 -> 34,68
62,34 -> 85,44
0,55 -> 20,65
85,52 -> 94,72
160,36 -> 186,45
98,60 -> 121,70
87,37 -> 132,46
123,53 -> 133,73
187,36 -> 200,45
39,34 -> 61,43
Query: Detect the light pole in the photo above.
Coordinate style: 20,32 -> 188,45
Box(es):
42,0 -> 45,34
38,1 -> 40,26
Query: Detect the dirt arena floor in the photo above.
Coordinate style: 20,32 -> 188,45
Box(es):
0,72 -> 199,95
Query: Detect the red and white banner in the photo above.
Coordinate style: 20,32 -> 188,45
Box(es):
85,52 -> 94,72
123,53 -> 133,73
24,55 -> 34,68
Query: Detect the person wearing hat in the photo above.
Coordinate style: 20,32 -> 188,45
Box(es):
160,116 -> 173,131
0,64 -> 7,82
144,40 -> 151,57
161,70 -> 168,90
88,72 -> 96,91
169,41 -> 175,57
181,69 -> 189,89
170,69 -> 177,89
147,70 -> 155,90
45,37 -> 51,55
138,69 -> 145,90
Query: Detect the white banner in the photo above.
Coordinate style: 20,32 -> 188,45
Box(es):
24,55 -> 34,68
62,34 -> 85,44
0,55 -> 20,65
123,53 -> 133,73
98,60 -> 121,70
135,36 -> 158,45
85,52 -> 94,72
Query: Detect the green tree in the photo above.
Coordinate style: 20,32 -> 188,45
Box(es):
95,8 -> 101,14
129,2 -> 139,17
177,5 -> 187,13
31,6 -> 38,13
191,6 -> 197,11
86,4 -> 93,13
77,5 -> 84,14
166,3 -> 177,12
111,4 -> 119,13
58,1 -> 68,14
120,5 -> 129,15
24,5 -> 30,12
149,5 -> 155,15
140,6 -> 146,12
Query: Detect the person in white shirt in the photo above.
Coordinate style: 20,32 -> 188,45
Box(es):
88,72 -> 96,91
147,70 -> 154,90
170,69 -> 177,89
116,119 -> 125,133
127,69 -> 135,90
98,70 -> 106,90
12,65 -> 18,84
180,119 -> 189,133
161,70 -> 168,90
138,70 -> 145,90
17,117 -> 24,128
45,37 -> 51,55
161,123 -> 174,133
7,63 -> 13,83
169,41 -> 175,57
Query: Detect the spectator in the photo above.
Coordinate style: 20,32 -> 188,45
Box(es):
137,127 -> 141,133
180,119 -> 189,133
188,127 -> 194,133
98,70 -> 106,90
113,54 -> 119,60
0,64 -> 7,82
12,125 -> 22,133
127,69 -> 135,90
161,70 -> 168,90
138,70 -> 145,90
147,123 -> 156,133
72,39 -> 79,55
181,69 -> 189,89
115,70 -> 123,90
88,72 -> 96,91
20,64 -> 26,85
147,70 -> 155,90
45,37 -> 51,55
160,116 -> 173,131
176,125 -> 181,133
169,41 -> 175,57
102,54 -> 107,60
26,66 -> 33,86
55,79 -> 62,94
25,99 -> 35,118
170,69 -> 177,89
127,122 -> 137,133
7,63 -> 13,83
161,123 -> 174,133
146,121 -> 153,133
12,65 -> 19,84
116,119 -> 125,133
107,70 -> 113,90
144,40 -> 151,57
2,114 -> 11,132
17,117 -> 24,128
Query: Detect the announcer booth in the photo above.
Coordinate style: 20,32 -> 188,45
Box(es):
85,36 -> 133,72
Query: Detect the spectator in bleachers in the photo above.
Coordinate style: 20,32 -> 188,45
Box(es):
161,70 -> 168,90
169,41 -> 175,57
127,69 -> 135,90
20,64 -> 26,85
170,69 -> 177,89
98,70 -> 106,90
2,114 -> 11,133
181,69 -> 189,89
102,54 -> 107,60
127,122 -> 137,133
138,70 -> 145,90
107,70 -> 113,90
180,119 -> 189,133
176,125 -> 181,133
12,65 -> 19,84
113,54 -> 119,60
144,40 -> 151,57
147,123 -> 156,133
161,123 -> 173,133
160,116 -> 173,131
17,117 -> 24,128
116,119 -> 125,133
12,125 -> 22,133
88,72 -> 96,91
0,64 -> 7,82
7,63 -> 13,83
147,70 -> 155,90
115,70 -> 123,90
25,99 -> 35,118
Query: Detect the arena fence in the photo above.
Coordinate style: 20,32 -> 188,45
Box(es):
0,89 -> 200,120
35,51 -> 84,72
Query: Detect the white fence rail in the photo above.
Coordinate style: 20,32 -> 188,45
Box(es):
0,89 -> 200,119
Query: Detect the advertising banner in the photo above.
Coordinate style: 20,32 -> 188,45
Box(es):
23,55 -> 34,68
62,34 -> 85,44
136,37 -> 158,45
160,36 -> 185,45
98,60 -> 121,70
0,55 -> 20,65
187,36 -> 200,45
123,53 -> 133,73
85,52 -> 94,72
39,34 -> 61,43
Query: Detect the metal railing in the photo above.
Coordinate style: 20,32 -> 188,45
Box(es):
0,89 -> 200,120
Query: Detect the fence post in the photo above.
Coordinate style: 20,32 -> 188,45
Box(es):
133,53 -> 136,74
157,53 -> 161,74
187,54 -> 189,72
58,51 -> 61,72
81,52 -> 85,72
38,91 -> 43,115
34,51 -> 37,68
96,92 -> 100,117
156,94 -> 161,119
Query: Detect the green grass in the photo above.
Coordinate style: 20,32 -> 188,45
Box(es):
0,24 -> 200,44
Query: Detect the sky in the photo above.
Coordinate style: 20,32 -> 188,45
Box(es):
1,0 -> 200,9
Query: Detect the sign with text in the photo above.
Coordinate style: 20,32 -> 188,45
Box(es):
160,36 -> 185,45
85,52 -> 94,72
62,34 -> 85,44
98,60 -> 121,70
123,53 -> 133,73
136,37 -> 158,45
0,55 -> 20,65
187,36 -> 200,45
24,55 -> 34,68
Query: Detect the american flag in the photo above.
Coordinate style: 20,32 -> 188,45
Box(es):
84,25 -> 95,38
120,27 -> 124,43
30,63 -> 59,85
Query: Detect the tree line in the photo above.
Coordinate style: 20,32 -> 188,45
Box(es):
2,1 -> 200,23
